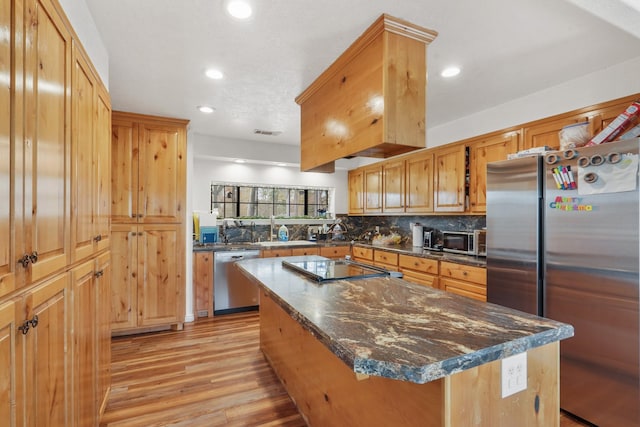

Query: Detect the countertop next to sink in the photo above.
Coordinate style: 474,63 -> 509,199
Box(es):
193,240 -> 486,267
235,255 -> 573,384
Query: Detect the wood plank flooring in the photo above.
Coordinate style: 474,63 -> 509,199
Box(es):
102,311 -> 592,427
100,311 -> 305,426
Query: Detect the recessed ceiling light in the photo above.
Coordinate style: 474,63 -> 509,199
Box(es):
226,0 -> 252,19
441,66 -> 461,78
198,106 -> 215,113
234,159 -> 246,164
205,69 -> 224,80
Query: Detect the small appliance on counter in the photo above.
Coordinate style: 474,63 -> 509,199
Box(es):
441,230 -> 486,256
200,226 -> 219,243
423,230 -> 441,251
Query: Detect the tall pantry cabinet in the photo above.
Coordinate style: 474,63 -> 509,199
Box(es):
1,0 -> 112,425
111,112 -> 188,333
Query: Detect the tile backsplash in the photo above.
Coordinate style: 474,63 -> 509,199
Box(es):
208,215 -> 485,245
337,215 -> 486,246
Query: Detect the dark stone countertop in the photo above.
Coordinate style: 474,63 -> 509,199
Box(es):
236,255 -> 573,384
193,240 -> 485,267
352,242 -> 487,267
192,240 -> 350,252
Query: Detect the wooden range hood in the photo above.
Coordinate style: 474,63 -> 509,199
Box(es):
295,14 -> 437,173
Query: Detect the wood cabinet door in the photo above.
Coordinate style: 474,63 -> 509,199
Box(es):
138,224 -> 183,327
111,117 -> 139,223
363,165 -> 382,214
71,260 -> 97,427
405,152 -> 434,213
137,124 -> 186,223
319,246 -> 350,259
71,47 -> 97,263
434,143 -> 466,212
22,273 -> 70,427
193,251 -> 213,318
348,169 -> 364,214
0,0 -> 19,298
382,159 -> 405,213
589,96 -> 639,135
468,132 -> 519,213
23,0 -> 72,284
110,224 -> 138,330
522,113 -> 591,151
0,299 -> 20,427
94,88 -> 112,252
95,252 -> 111,414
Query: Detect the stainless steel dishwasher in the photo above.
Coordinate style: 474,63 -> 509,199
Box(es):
213,250 -> 260,315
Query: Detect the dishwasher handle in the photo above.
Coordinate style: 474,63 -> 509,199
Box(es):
231,255 -> 244,260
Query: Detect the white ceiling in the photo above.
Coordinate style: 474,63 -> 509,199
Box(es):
85,0 -> 640,150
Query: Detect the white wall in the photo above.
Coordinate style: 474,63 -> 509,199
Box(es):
427,55 -> 640,148
58,0 -> 109,88
192,134 -> 349,214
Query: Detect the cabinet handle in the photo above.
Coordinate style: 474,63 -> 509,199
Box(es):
29,251 -> 38,264
17,254 -> 31,268
95,270 -> 104,278
17,315 -> 38,335
94,235 -> 102,242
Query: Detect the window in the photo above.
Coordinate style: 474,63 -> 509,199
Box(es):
211,184 -> 331,218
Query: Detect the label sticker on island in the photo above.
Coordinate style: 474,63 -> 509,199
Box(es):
501,352 -> 527,398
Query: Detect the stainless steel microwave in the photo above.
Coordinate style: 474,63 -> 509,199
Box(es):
442,230 -> 486,256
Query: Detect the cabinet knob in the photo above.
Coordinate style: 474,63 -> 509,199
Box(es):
94,235 -> 102,242
17,315 -> 38,335
17,254 -> 31,268
29,251 -> 38,264
95,270 -> 104,278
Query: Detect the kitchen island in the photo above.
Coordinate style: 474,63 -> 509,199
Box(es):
236,256 -> 573,426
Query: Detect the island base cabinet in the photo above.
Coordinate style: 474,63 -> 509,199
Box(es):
259,289 -> 559,427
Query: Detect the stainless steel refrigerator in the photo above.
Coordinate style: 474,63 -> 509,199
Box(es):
487,138 -> 639,426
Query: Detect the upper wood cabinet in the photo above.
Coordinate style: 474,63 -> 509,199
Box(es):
71,46 -> 111,263
522,114 -> 591,151
295,15 -> 437,172
382,159 -> 405,213
111,112 -> 188,224
363,164 -> 383,214
434,143 -> 466,213
0,0 -> 18,298
405,151 -> 434,213
348,169 -> 364,215
468,132 -> 519,213
1,0 -> 74,296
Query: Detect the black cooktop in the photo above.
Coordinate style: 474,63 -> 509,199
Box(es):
282,259 -> 399,282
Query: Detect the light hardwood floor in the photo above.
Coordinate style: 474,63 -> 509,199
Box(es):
101,311 -> 305,426
102,311 -> 591,427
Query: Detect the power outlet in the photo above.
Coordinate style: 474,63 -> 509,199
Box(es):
501,352 -> 527,398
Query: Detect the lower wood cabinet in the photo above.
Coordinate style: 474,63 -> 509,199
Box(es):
71,253 -> 112,426
351,246 -> 374,265
398,254 -> 438,288
111,224 -> 185,332
261,248 -> 293,258
15,273 -> 70,427
0,298 -> 19,425
439,261 -> 487,301
193,251 -> 214,319
320,246 -> 351,259
292,247 -> 319,256
373,250 -> 399,270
